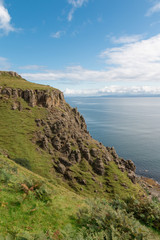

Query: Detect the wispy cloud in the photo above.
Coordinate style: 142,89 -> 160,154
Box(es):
64,85 -> 160,96
0,0 -> 16,35
68,0 -> 88,21
146,2 -> 160,16
21,66 -> 112,82
0,56 -> 11,69
111,34 -> 144,44
51,30 -> 65,39
22,34 -> 160,96
19,65 -> 47,71
97,16 -> 103,23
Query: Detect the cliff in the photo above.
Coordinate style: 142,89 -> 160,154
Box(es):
1,72 -> 160,239
0,71 -> 138,197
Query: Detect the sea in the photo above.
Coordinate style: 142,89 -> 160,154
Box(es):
65,97 -> 160,183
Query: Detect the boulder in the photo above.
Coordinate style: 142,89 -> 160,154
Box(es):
92,158 -> 105,175
125,159 -> 136,172
64,170 -> 73,180
75,176 -> 86,185
56,163 -> 66,174
128,172 -> 136,184
59,157 -> 72,167
69,149 -> 81,163
52,136 -> 61,150
90,148 -> 98,157
82,148 -> 90,161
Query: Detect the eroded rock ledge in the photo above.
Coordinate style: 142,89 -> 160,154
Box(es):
0,71 -> 21,78
33,105 -> 136,184
0,87 -> 64,108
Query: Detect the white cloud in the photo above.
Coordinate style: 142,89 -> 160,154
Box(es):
146,2 -> 160,16
0,0 -> 15,35
68,0 -> 88,21
111,34 -> 144,44
21,34 -> 160,96
0,56 -> 11,69
64,85 -> 160,96
100,34 -> 160,82
21,66 -> 112,82
51,31 -> 65,39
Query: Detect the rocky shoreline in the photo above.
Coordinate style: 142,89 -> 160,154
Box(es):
137,175 -> 160,200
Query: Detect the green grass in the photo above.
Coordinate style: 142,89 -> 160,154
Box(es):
0,72 -> 54,90
0,155 -> 84,238
0,156 -> 159,239
0,73 -> 143,199
0,73 -> 160,239
68,159 -> 144,200
104,161 -> 144,199
0,98 -> 55,179
0,92 -> 144,200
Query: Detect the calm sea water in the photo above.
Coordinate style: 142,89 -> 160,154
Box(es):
65,97 -> 160,183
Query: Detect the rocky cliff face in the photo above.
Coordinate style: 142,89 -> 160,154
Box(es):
34,104 -> 136,184
0,87 -> 64,108
0,72 -> 136,192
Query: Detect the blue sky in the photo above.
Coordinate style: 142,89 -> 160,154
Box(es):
1,0 -> 160,96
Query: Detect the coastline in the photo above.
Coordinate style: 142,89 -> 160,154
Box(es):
66,97 -> 160,186
137,175 -> 160,200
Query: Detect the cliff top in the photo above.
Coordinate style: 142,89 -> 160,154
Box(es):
0,71 -> 56,91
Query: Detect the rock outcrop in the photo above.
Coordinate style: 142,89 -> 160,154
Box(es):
0,87 -> 64,108
0,71 -> 21,78
0,72 -> 137,192
32,100 -> 136,184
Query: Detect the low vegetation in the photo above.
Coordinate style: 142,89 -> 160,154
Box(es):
0,71 -> 54,90
0,155 -> 159,239
0,72 -> 160,239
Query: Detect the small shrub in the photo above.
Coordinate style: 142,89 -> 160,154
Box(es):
125,197 -> 160,231
34,184 -> 52,202
111,197 -> 160,231
0,168 -> 12,183
72,199 -> 149,240
19,179 -> 52,203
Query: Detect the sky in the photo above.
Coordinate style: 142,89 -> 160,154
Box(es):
1,0 -> 160,96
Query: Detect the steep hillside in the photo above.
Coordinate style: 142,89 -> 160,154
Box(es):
0,71 -> 142,198
0,155 -> 160,239
0,71 -> 160,239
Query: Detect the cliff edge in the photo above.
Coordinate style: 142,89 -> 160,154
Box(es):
0,71 -> 140,197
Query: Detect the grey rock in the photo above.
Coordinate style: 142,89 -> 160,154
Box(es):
59,157 -> 72,167
125,159 -> 136,172
90,148 -> 98,157
75,177 -> 86,185
128,172 -> 136,184
93,158 -> 105,176
56,163 -> 66,174
64,171 -> 73,180
82,148 -> 90,161
52,136 -> 61,150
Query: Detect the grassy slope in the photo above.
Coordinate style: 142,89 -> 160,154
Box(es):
69,159 -> 144,199
0,155 -> 84,237
0,156 -> 159,239
0,74 -> 160,239
0,74 -> 144,199
0,98 -> 54,179
0,72 -> 53,90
